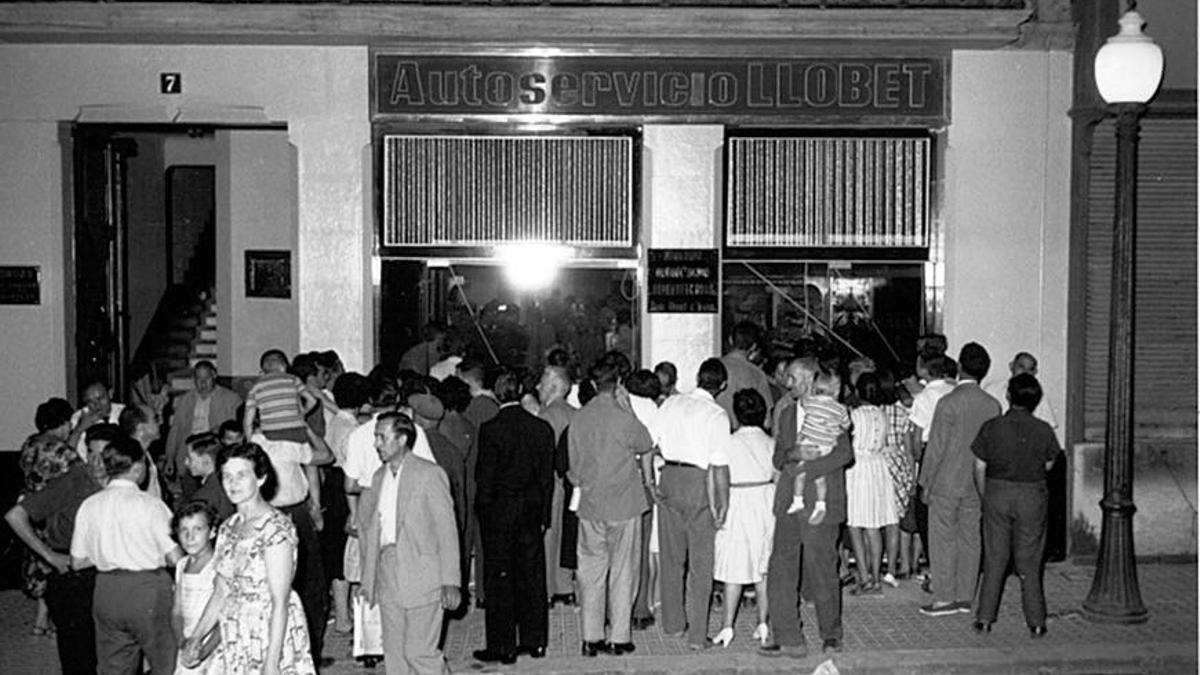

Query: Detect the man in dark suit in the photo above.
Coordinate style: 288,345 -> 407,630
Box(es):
763,357 -> 854,658
164,361 -> 241,500
472,369 -> 556,665
359,411 -> 461,675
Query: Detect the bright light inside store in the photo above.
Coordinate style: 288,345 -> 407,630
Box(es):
496,243 -> 574,291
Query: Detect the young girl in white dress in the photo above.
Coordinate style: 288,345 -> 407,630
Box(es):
172,502 -> 219,675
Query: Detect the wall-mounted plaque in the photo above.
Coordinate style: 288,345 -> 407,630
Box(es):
244,250 -> 291,299
647,249 -> 719,314
0,266 -> 40,305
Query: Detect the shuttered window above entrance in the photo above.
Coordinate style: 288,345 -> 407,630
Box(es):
381,134 -> 635,250
726,135 -> 931,250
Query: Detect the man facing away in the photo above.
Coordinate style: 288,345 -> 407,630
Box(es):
716,321 -> 775,431
472,370 -> 556,665
358,412 -> 460,675
652,358 -> 732,650
567,360 -> 654,657
71,436 -> 183,675
918,342 -> 1001,617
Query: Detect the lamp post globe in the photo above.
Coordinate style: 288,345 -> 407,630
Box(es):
1082,8 -> 1163,625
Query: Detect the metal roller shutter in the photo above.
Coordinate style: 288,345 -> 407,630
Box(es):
1084,116 -> 1197,441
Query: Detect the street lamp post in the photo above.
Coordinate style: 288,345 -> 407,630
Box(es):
1082,7 -> 1162,625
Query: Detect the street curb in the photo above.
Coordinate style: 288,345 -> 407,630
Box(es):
449,642 -> 1199,674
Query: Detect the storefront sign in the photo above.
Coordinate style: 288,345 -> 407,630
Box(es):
0,266 -> 40,304
647,249 -> 719,314
374,55 -> 945,120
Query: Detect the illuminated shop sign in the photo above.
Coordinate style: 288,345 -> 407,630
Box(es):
373,55 -> 945,120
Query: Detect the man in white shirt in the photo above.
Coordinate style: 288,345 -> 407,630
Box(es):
905,353 -> 956,587
71,436 -> 182,675
652,358 -> 732,650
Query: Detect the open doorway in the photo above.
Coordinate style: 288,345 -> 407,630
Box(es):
69,124 -> 218,401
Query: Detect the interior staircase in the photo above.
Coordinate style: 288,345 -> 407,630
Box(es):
128,219 -> 216,392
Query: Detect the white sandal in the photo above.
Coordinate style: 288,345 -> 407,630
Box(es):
710,627 -> 734,648
752,622 -> 770,646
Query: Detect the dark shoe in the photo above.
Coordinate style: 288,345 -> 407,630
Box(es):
581,640 -> 607,657
358,656 -> 381,669
779,643 -> 809,658
972,621 -> 993,633
516,645 -> 547,658
822,638 -> 843,654
1029,625 -> 1048,638
317,656 -> 336,669
606,642 -> 636,655
473,649 -> 516,665
759,642 -> 782,656
919,601 -> 960,617
632,615 -> 656,630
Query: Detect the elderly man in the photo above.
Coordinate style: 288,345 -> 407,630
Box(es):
568,360 -> 653,656
164,361 -> 241,500
919,342 -> 1001,617
653,358 -> 732,650
763,357 -> 854,657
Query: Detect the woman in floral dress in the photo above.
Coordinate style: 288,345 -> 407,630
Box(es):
183,443 -> 314,675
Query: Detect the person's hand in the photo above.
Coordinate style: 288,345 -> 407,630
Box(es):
711,508 -> 727,530
357,583 -> 375,607
441,585 -> 461,611
344,521 -> 358,538
78,407 -> 103,429
310,506 -> 324,533
46,551 -> 71,575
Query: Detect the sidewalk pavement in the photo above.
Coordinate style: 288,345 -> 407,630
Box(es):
1,562 -> 1195,674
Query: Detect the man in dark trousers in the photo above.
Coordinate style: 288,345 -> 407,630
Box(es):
971,373 -> 1061,637
472,369 -> 556,665
763,357 -> 854,657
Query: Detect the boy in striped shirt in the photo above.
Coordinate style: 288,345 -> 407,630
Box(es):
243,349 -> 318,444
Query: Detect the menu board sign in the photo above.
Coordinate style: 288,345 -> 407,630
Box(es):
647,249 -> 719,314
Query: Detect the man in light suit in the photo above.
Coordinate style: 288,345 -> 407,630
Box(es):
359,411 -> 461,675
164,361 -> 242,499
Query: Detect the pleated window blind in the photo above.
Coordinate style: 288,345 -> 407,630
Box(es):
726,135 -> 930,248
382,134 -> 634,248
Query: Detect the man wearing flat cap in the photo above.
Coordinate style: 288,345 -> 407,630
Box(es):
409,393 -> 467,564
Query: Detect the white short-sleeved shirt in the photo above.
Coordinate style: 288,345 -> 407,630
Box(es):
252,432 -> 313,507
654,389 -> 731,470
342,413 -> 433,489
909,379 -> 957,442
71,478 -> 175,571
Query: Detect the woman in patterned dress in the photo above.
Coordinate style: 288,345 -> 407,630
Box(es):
844,373 -> 900,595
18,401 -> 79,637
183,443 -> 314,675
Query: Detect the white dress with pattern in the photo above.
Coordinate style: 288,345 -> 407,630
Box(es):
845,405 -> 900,528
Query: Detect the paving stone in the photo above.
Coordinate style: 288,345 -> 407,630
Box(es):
1,562 -> 1194,673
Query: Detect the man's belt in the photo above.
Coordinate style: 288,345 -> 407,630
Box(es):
662,459 -> 703,470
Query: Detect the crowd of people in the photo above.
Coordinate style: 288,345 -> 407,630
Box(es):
5,321 -> 1063,674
